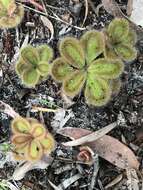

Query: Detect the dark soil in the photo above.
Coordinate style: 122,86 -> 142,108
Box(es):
0,0 -> 142,189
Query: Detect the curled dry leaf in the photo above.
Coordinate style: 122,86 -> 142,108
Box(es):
59,127 -> 139,169
13,155 -> 53,180
40,15 -> 54,42
0,101 -> 19,118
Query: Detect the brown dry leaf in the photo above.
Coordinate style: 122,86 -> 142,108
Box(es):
60,122 -> 117,146
40,15 -> 54,42
59,128 -> 139,169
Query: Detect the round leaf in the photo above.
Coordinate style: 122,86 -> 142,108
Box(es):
37,61 -> 50,76
25,140 -> 43,161
88,58 -> 124,79
107,18 -> 129,43
37,45 -> 53,62
122,30 -> 137,46
22,68 -> 40,87
51,58 -> 74,82
85,77 -> 111,106
81,30 -> 104,64
21,45 -> 39,66
63,70 -> 86,98
11,117 -> 31,134
40,133 -> 55,154
31,124 -> 46,139
60,37 -> 85,69
115,44 -> 137,61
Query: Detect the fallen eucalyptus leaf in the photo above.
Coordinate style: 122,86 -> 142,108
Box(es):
40,15 -> 54,42
59,128 -> 139,169
13,155 -> 53,180
58,122 -> 117,146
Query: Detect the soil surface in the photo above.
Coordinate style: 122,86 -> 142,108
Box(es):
0,0 -> 143,189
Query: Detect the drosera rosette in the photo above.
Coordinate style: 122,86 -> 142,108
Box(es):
0,0 -> 24,28
51,30 -> 124,107
11,117 -> 56,162
15,45 -> 53,87
104,18 -> 137,62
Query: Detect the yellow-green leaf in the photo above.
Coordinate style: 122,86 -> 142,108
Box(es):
63,70 -> 86,97
60,37 -> 85,69
11,117 -> 31,134
21,45 -> 39,66
107,18 -> 129,43
51,58 -> 74,82
81,30 -> 104,64
26,140 -> 43,161
31,124 -> 46,139
37,45 -> 53,62
37,61 -> 50,76
22,68 -> 40,87
115,44 -> 137,61
40,133 -> 55,153
85,77 -> 111,106
88,58 -> 124,79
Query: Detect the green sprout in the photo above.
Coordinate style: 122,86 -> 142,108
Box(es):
51,31 -> 124,106
0,0 -> 24,29
15,45 -> 53,87
104,18 -> 137,61
11,117 -> 55,162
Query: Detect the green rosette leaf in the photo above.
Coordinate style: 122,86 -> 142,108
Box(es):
51,58 -> 74,82
37,45 -> 53,62
85,76 -> 111,106
21,45 -> 39,66
81,30 -> 104,64
122,30 -> 137,46
22,68 -> 40,87
37,61 -> 50,76
15,58 -> 29,76
63,70 -> 86,97
11,117 -> 31,134
107,18 -> 129,43
60,37 -> 85,69
115,44 -> 137,61
104,44 -> 118,59
88,58 -> 124,79
25,140 -> 43,161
